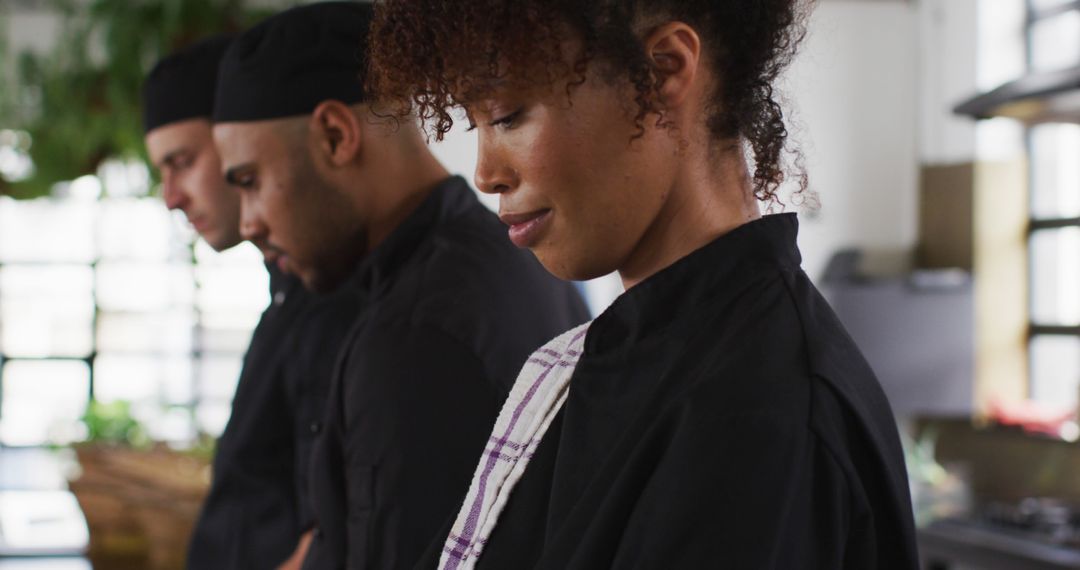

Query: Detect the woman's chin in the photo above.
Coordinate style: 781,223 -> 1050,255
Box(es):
534,248 -> 615,283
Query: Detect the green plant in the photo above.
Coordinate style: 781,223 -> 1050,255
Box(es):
182,431 -> 217,463
0,0 -> 292,199
81,399 -> 151,448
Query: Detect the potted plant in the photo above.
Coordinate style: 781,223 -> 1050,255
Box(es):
70,400 -> 217,570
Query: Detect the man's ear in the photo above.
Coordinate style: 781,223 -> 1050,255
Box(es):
310,100 -> 363,166
644,22 -> 702,111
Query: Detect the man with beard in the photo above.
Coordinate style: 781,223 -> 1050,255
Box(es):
210,3 -> 591,568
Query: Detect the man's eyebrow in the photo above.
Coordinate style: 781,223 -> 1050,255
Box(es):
156,148 -> 190,169
224,163 -> 256,186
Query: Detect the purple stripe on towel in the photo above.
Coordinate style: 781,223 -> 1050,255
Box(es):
444,544 -> 468,560
527,357 -> 577,368
488,436 -> 523,450
442,328 -> 588,570
537,348 -> 563,359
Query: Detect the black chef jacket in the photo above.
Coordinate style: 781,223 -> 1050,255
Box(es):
416,213 -> 920,569
302,176 -> 590,570
187,263 -> 361,569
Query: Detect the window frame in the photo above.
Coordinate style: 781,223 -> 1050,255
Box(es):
0,193 -> 259,448
1024,0 -> 1080,401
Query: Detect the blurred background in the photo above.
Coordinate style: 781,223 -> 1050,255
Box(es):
0,0 -> 1078,568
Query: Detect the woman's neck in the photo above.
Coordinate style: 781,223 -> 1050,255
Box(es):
618,146 -> 760,289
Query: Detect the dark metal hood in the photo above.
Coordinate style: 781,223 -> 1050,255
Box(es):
954,65 -> 1080,124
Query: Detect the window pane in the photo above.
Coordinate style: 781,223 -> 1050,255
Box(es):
90,355 -> 199,444
1032,0 -> 1076,11
1030,10 -> 1080,72
96,310 -> 196,355
95,262 -> 194,312
200,315 -> 259,354
150,406 -> 196,444
1030,335 -> 1080,409
195,264 -> 269,314
0,266 -> 94,357
193,354 -> 244,438
1031,124 -> 1080,219
0,198 -> 96,263
976,0 -> 1027,90
97,198 -> 188,262
93,354 -> 194,406
196,355 -> 242,403
195,402 -> 232,439
193,239 -> 263,266
194,242 -> 266,354
0,360 -> 90,446
975,118 -> 1026,162
98,158 -> 152,199
1031,228 -> 1080,326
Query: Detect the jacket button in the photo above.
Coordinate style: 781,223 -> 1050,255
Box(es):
309,421 -> 323,435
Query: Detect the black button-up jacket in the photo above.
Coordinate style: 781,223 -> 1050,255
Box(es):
187,264 -> 361,569
418,213 -> 920,570
302,177 -> 590,569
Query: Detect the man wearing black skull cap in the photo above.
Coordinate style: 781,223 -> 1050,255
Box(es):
143,35 -> 361,570
211,2 -> 591,568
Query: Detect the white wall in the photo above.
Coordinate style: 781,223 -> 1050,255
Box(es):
917,0 -> 978,165
782,1 -> 921,279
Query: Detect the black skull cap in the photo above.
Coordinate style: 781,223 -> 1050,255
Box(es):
213,1 -> 373,123
143,34 -> 234,133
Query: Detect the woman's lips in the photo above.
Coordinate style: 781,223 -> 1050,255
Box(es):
500,209 -> 552,248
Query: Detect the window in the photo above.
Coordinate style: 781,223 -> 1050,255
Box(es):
0,156 -> 267,448
1024,0 -> 1080,407
1029,8 -> 1080,71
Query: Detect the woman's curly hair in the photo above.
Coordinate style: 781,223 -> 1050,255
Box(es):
368,0 -> 812,204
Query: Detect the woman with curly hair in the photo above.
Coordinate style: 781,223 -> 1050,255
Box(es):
368,1 -> 919,568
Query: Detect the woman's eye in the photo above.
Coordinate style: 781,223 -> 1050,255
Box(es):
490,108 -> 523,130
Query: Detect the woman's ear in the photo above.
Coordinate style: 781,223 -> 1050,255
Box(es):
644,22 -> 702,111
310,100 -> 363,167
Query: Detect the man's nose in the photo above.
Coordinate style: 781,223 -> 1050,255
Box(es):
162,175 -> 189,211
239,196 -> 268,243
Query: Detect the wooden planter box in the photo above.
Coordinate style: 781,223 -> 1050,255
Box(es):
69,444 -> 210,570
